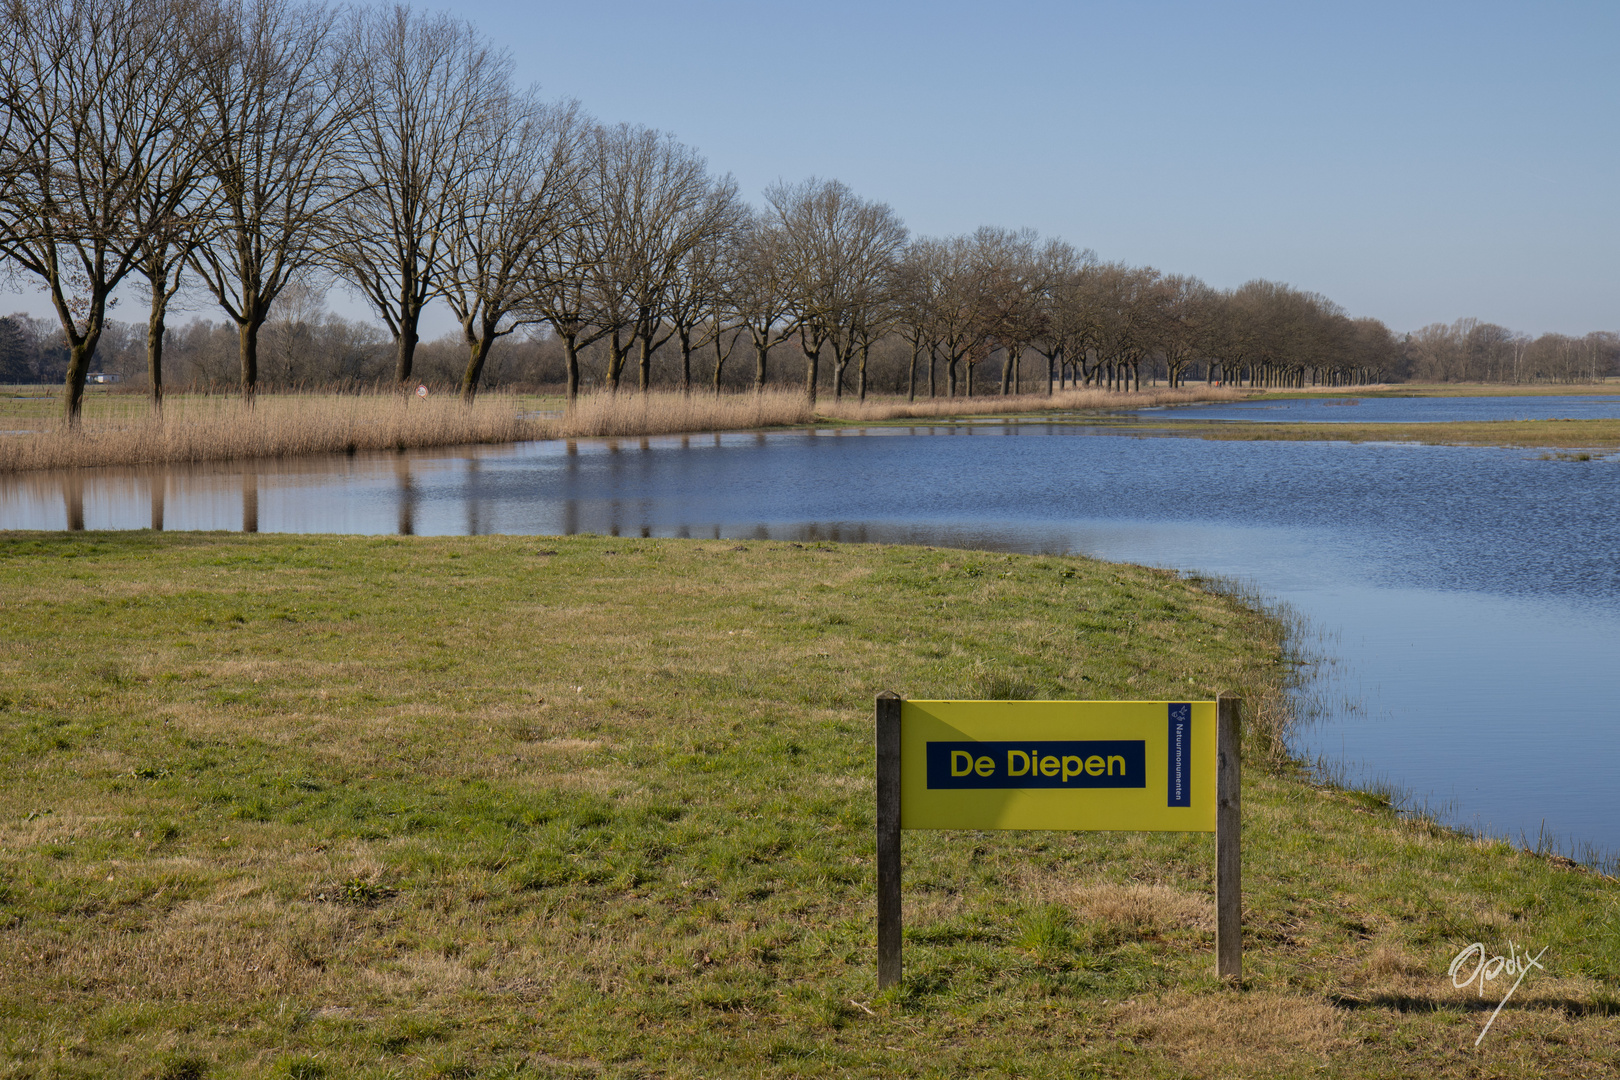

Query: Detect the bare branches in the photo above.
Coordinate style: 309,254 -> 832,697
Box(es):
438,93 -> 586,401
0,0 -> 202,421
765,177 -> 907,403
185,0 -> 357,402
330,5 -> 509,385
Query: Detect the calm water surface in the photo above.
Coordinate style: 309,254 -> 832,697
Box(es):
3,419 -> 1617,860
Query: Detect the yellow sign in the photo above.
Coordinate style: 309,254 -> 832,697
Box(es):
899,700 -> 1216,831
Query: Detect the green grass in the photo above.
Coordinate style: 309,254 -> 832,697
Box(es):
0,533 -> 1615,1078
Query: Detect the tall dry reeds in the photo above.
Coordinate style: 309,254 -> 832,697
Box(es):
555,388 -> 813,438
0,384 -> 1246,472
0,392 -> 533,472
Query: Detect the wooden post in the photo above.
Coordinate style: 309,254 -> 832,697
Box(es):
876,692 -> 903,989
1216,693 -> 1243,981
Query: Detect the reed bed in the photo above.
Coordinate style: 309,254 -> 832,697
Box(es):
0,392 -> 533,472
818,384 -> 1245,422
554,387 -> 813,438
0,384 -> 1241,472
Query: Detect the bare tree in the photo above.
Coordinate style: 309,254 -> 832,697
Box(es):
892,239 -> 942,400
557,123 -> 651,397
331,5 -> 508,387
526,121 -> 610,403
0,0 -> 199,423
550,124 -> 733,396
187,0 -> 356,403
1028,240 -> 1094,393
969,226 -> 1045,396
727,210 -> 797,393
129,1 -> 220,412
837,200 -> 908,402
439,93 -> 585,401
767,177 -> 907,403
1157,274 -> 1214,388
660,177 -> 745,394
928,235 -> 992,397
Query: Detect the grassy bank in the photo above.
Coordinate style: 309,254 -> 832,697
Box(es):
0,386 -> 1244,472
815,386 -> 1244,424
1254,382 -> 1620,399
1,533 -> 1615,1078
1131,417 -> 1620,450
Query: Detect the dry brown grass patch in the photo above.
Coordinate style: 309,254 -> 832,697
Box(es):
819,385 -> 1245,422
1361,942 -> 1430,981
1121,991 -> 1348,1075
1022,871 -> 1215,934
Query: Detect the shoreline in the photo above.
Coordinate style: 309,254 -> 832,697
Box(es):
6,383 -> 1620,473
0,386 -> 1241,473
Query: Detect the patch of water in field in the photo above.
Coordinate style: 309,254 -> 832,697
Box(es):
1137,393 -> 1620,423
3,420 -> 1618,862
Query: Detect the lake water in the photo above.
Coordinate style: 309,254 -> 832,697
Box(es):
1136,393 -> 1620,424
3,418 -> 1617,863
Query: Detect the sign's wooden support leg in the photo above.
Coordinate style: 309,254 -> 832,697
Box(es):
876,692 -> 903,990
1216,693 -> 1243,981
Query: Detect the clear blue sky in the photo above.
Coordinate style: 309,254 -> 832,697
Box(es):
6,0 -> 1616,337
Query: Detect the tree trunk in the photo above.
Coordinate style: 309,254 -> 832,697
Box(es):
460,332 -> 494,402
395,313 -> 419,385
638,324 -> 654,392
562,331 -> 581,401
804,340 -> 820,405
679,329 -> 693,395
606,328 -> 628,394
999,346 -> 1013,395
62,340 -> 95,426
907,339 -> 919,402
946,356 -> 957,398
858,341 -> 870,402
238,318 -> 261,405
146,293 -> 168,413
753,338 -> 770,392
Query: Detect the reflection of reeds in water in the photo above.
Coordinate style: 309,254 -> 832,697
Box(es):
0,385 -> 1243,472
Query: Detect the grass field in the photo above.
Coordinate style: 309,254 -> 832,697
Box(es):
1,533 -> 1616,1078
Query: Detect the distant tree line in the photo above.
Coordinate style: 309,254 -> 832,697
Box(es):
3,0 -> 1615,423
1402,320 -> 1620,385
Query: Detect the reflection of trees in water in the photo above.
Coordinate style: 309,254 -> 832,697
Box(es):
242,471 -> 258,533
63,472 -> 83,531
395,455 -> 415,536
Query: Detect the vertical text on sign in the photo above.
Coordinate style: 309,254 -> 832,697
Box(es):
1169,703 -> 1191,808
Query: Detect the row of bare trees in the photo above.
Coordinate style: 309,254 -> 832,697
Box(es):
4,0 -> 1611,426
1404,320 -> 1620,384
